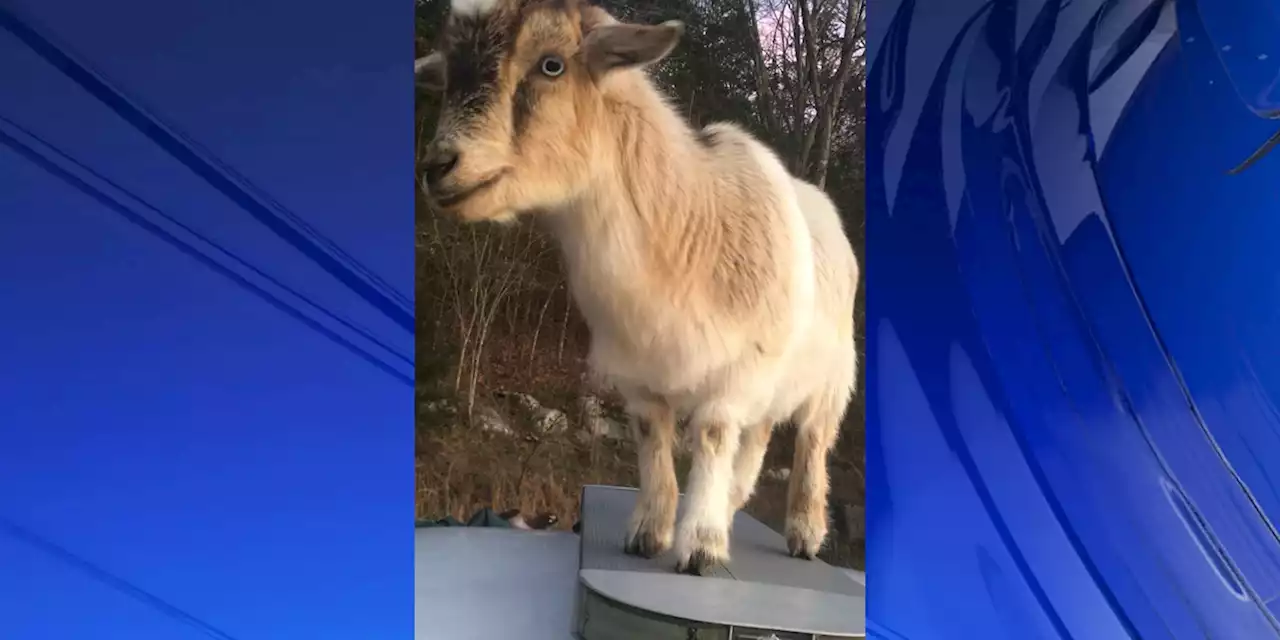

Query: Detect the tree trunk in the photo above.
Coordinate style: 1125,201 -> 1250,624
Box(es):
789,0 -> 809,172
743,0 -> 781,138
794,0 -> 833,180
813,0 -> 864,187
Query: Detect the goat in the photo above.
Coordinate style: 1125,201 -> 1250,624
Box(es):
416,0 -> 859,575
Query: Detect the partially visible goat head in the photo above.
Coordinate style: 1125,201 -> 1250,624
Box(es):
417,0 -> 684,222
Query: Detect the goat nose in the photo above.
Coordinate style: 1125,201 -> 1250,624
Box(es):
424,146 -> 459,188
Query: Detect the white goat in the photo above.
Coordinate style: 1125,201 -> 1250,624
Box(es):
417,0 -> 859,575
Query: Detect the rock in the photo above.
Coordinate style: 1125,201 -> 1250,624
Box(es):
420,399 -> 456,415
497,391 -> 569,434
535,408 -> 569,434
472,403 -> 514,436
504,391 -> 543,414
762,467 -> 791,482
577,395 -> 628,441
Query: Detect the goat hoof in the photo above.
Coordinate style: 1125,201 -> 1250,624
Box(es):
675,549 -> 716,576
786,532 -> 819,560
788,547 -> 817,561
624,530 -> 669,558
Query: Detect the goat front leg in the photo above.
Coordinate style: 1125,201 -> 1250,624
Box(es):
674,409 -> 741,575
624,400 -> 678,558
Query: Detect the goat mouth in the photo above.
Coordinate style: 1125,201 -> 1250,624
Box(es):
433,172 -> 505,209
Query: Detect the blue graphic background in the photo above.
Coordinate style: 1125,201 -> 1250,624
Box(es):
0,0 -> 414,637
866,0 -> 1280,637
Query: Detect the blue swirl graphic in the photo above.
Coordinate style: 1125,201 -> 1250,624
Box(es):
867,0 -> 1280,637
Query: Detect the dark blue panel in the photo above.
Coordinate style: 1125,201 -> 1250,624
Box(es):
1101,0 -> 1280,604
867,0 -> 1280,636
1175,0 -> 1280,116
0,0 -> 413,637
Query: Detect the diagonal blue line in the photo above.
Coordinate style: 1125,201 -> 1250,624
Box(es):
0,113 -> 413,369
0,126 -> 414,387
0,5 -> 416,334
0,516 -> 243,640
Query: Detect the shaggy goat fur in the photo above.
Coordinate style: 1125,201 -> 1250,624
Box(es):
418,0 -> 859,575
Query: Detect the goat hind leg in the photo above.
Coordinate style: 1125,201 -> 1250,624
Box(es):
785,401 -> 840,560
624,401 -> 678,558
728,419 -> 775,518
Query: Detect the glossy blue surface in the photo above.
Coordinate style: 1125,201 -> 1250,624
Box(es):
0,0 -> 414,637
866,0 -> 1280,637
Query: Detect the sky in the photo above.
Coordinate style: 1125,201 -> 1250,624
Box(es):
0,0 -> 415,637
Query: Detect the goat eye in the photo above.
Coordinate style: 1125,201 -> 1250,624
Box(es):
539,55 -> 565,77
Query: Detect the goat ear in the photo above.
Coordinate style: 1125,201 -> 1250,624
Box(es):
581,20 -> 684,80
415,52 -> 446,92
580,5 -> 619,30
